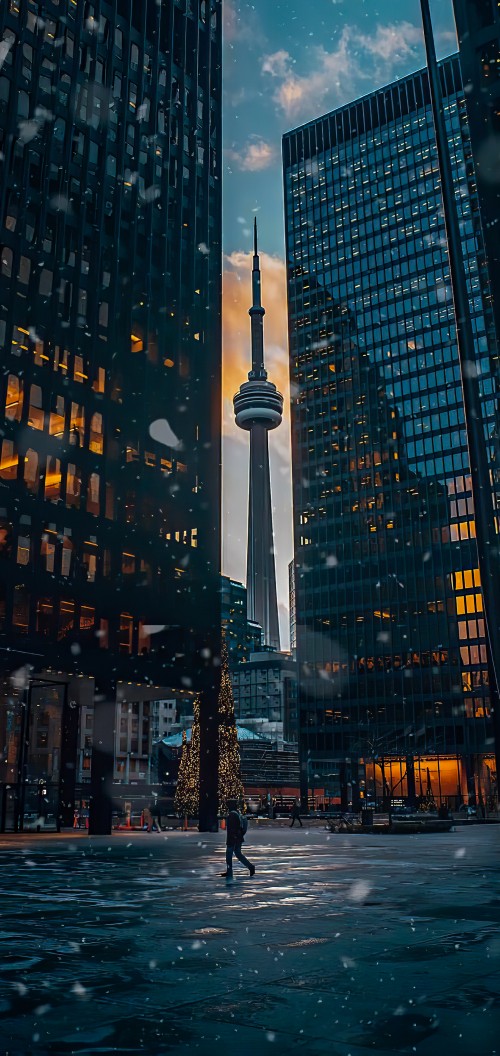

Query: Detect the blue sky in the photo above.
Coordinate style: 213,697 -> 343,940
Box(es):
221,0 -> 458,648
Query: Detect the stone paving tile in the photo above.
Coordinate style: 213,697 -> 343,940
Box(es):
1,826 -> 499,1055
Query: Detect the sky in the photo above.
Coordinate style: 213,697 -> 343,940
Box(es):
221,0 -> 458,649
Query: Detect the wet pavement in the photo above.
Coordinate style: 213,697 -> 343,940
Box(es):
1,824 -> 499,1056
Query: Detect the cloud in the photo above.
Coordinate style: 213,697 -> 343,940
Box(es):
261,50 -> 292,80
222,250 -> 293,648
262,22 -> 423,121
226,136 -> 277,172
224,0 -> 266,47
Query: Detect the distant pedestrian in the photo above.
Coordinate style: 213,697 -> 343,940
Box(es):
220,799 -> 255,880
290,800 -> 302,828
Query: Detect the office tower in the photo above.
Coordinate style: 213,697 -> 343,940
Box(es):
0,0 -> 222,832
288,559 -> 296,655
221,575 -> 262,668
453,1 -> 500,354
230,647 -> 298,744
283,55 -> 498,809
233,221 -> 283,650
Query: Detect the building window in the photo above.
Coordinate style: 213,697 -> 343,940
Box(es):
49,395 -> 65,437
36,598 -> 53,637
41,532 -> 56,573
89,412 -> 103,453
87,472 -> 100,516
28,384 -> 44,430
45,456 -> 61,502
66,464 -> 81,508
12,586 -> 30,634
70,403 -> 84,445
119,614 -> 133,654
16,534 -> 30,566
98,618 -> 109,648
5,375 -> 23,421
24,449 -> 39,493
1,247 -> 13,277
58,600 -> 75,640
122,552 -> 135,575
138,623 -> 151,655
80,606 -> 95,633
61,535 -> 72,577
0,440 -> 18,480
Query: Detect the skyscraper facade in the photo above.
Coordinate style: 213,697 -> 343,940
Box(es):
0,0 -> 222,830
283,55 -> 499,809
452,0 -> 500,355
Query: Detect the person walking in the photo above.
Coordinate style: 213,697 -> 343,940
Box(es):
220,799 -> 255,880
290,799 -> 302,828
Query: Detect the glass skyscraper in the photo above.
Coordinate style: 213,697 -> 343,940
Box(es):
283,55 -> 499,810
0,0 -> 222,831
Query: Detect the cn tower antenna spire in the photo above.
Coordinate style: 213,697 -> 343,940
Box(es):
233,225 -> 283,651
250,218 -> 265,377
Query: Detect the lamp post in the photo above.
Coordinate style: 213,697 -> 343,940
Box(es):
420,0 -> 500,794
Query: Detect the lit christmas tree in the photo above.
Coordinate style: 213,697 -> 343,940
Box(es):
174,702 -> 201,817
218,636 -> 244,814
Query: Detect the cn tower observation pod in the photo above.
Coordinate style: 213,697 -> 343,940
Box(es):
232,220 -> 283,652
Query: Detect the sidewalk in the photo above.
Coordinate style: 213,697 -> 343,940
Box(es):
1,826 -> 499,1055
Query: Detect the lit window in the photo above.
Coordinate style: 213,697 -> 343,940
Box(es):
36,598 -> 53,637
58,600 -> 75,640
49,395 -> 65,437
45,456 -> 61,502
87,473 -> 100,516
119,613 -> 133,654
16,535 -> 30,566
80,605 -> 95,633
0,439 -> 18,479
66,464 -> 81,508
92,366 -> 105,394
5,375 -> 23,421
70,402 -> 84,445
41,533 -> 56,573
131,332 -> 144,353
24,448 -> 39,493
89,412 -> 103,453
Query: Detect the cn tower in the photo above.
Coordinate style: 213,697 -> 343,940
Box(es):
233,220 -> 283,650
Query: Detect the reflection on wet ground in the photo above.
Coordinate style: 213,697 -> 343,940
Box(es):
0,826 -> 499,1055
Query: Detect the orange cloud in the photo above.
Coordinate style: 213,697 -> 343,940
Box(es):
222,250 -> 293,648
226,138 -> 277,172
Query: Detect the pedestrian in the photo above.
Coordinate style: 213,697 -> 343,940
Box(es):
290,799 -> 302,828
220,799 -> 255,880
143,806 -> 153,832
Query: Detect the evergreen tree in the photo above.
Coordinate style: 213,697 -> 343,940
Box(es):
218,637 -> 244,814
174,701 -> 201,816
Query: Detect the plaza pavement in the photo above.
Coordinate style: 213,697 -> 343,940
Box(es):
0,824 -> 499,1056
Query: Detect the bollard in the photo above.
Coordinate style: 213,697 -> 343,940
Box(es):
183,814 -> 188,831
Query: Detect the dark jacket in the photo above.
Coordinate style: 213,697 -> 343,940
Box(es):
291,803 -> 301,818
226,809 -> 243,846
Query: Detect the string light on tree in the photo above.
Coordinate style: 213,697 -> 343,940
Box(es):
218,635 -> 245,814
173,702 -> 201,817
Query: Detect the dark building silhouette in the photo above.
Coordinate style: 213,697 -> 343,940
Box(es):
283,55 -> 498,810
0,0 -> 222,832
221,575 -> 262,669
